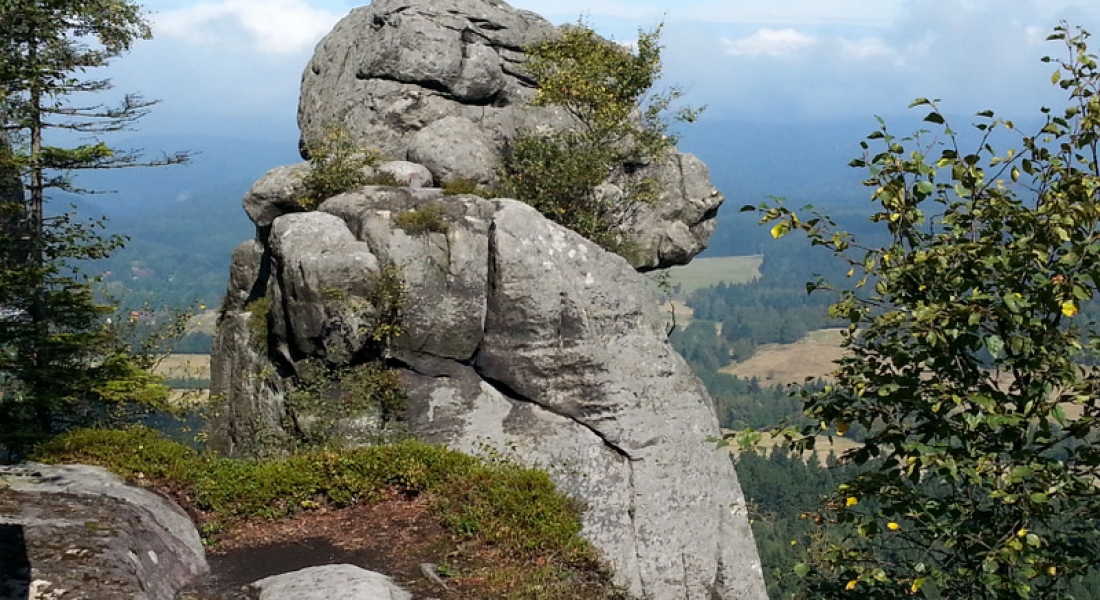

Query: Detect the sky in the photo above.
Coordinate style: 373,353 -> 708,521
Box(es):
95,0 -> 1100,144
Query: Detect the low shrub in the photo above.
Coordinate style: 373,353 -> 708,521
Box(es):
393,204 -> 448,236
298,124 -> 382,210
284,360 -> 407,449
361,171 -> 404,187
33,426 -> 624,598
244,295 -> 271,345
33,426 -> 199,482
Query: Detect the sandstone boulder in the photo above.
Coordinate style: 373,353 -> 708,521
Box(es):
299,0 -> 559,161
406,116 -> 496,184
374,161 -> 433,188
243,162 -> 311,229
0,464 -> 208,600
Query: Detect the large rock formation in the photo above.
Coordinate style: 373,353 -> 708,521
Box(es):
210,0 -> 767,598
297,0 -> 721,271
210,189 -> 767,599
0,464 -> 209,600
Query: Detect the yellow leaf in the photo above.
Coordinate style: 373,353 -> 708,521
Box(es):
1017,528 -> 1028,538
770,222 -> 789,239
1062,300 -> 1079,317
911,578 -> 926,594
887,522 -> 900,531
836,421 -> 849,436
1048,566 -> 1057,576
846,579 -> 858,591
846,496 -> 859,508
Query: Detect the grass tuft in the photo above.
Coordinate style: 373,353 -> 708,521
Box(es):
441,178 -> 495,198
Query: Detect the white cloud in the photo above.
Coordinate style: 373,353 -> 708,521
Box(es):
722,28 -> 816,57
153,0 -> 342,55
837,37 -> 897,62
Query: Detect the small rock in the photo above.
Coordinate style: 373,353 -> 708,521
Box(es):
375,161 -> 434,188
249,564 -> 412,600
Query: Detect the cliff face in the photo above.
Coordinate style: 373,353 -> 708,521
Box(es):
210,1 -> 768,598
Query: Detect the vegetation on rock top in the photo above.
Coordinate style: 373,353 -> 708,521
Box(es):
497,22 -> 700,253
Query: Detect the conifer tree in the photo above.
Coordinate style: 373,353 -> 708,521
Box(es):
0,0 -> 187,455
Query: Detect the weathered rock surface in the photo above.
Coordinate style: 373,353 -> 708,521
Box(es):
249,564 -> 412,600
299,0 -> 559,162
211,187 -> 768,599
297,0 -> 723,271
0,464 -> 208,600
406,116 -> 496,184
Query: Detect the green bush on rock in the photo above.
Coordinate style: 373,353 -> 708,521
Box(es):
298,124 -> 381,210
497,22 -> 700,252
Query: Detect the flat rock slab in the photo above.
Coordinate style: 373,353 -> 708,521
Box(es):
0,464 -> 208,600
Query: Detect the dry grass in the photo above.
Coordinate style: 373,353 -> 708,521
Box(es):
722,328 -> 847,385
656,300 -> 695,330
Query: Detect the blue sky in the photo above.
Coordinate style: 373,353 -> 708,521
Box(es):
103,0 -> 1100,142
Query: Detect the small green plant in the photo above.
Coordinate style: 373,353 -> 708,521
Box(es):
441,178 -> 496,198
394,204 -> 449,236
299,124 -> 381,210
244,295 -> 271,347
367,263 -> 406,347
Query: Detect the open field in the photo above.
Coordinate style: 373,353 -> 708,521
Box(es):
155,354 -> 212,406
659,255 -> 763,296
722,328 -> 847,385
656,300 -> 696,329
154,353 -> 211,380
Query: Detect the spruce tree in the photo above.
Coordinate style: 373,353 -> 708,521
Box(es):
0,0 -> 187,456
